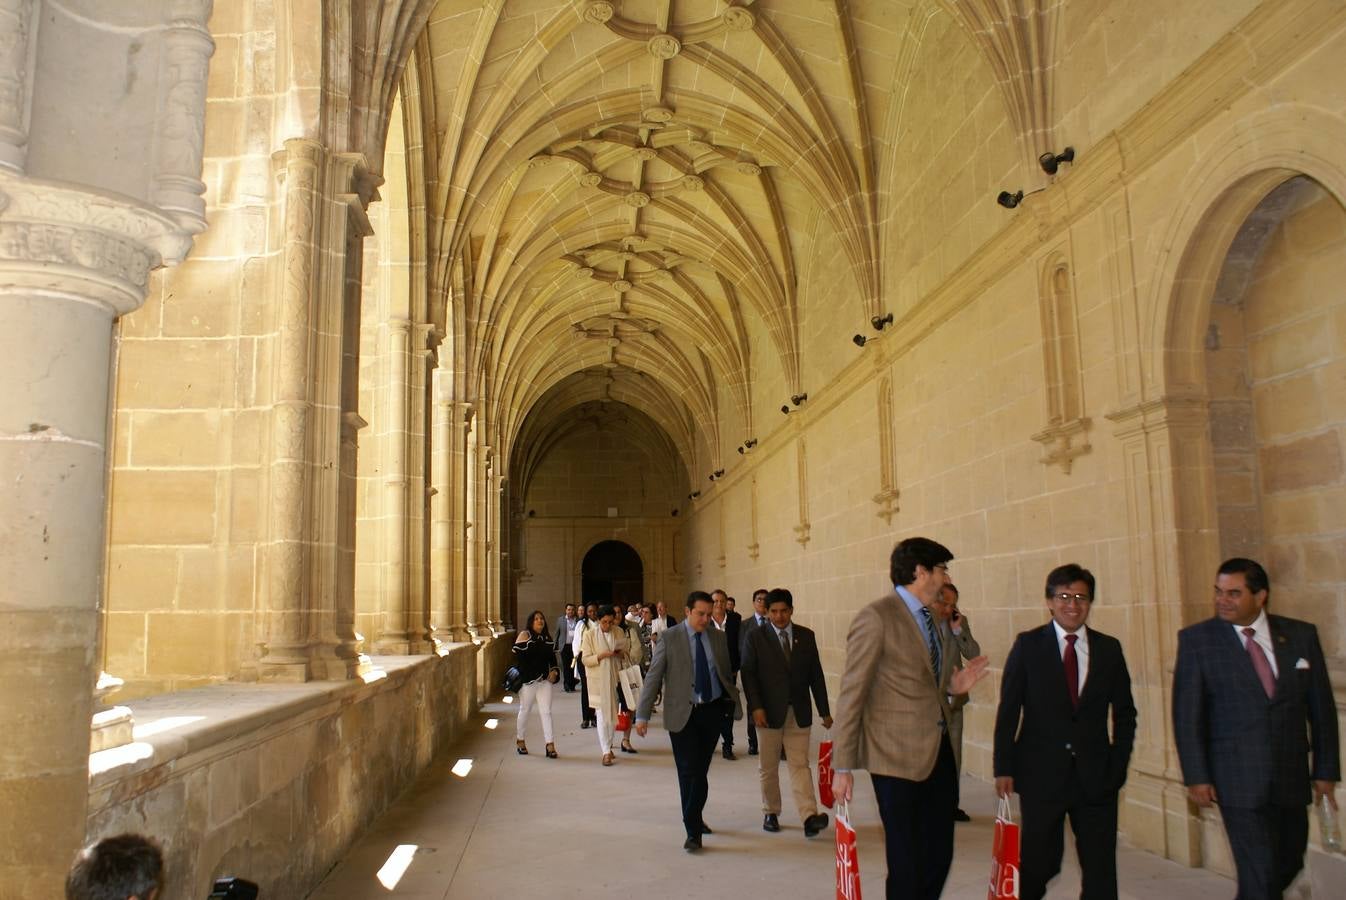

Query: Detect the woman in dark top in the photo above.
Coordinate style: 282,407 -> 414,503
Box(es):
513,609 -> 559,758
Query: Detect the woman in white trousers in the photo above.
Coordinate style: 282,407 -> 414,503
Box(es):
513,610 -> 559,758
580,604 -> 630,766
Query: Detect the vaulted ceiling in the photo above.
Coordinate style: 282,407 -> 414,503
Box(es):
404,0 -> 1058,497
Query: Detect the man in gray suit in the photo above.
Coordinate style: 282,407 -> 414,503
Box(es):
936,583 -> 981,821
738,587 -> 770,755
637,590 -> 742,851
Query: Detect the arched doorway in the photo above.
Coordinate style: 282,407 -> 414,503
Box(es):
581,541 -> 643,608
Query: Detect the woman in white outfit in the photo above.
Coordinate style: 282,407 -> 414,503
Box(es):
512,610 -> 559,759
580,604 -> 629,766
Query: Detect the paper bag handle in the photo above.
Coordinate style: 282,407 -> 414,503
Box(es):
997,795 -> 1014,823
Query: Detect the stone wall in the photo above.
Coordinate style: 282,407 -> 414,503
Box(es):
86,643 -> 487,899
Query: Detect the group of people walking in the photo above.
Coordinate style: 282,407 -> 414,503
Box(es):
513,535 -> 1339,900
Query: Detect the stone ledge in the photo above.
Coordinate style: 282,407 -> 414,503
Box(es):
88,644 -> 479,791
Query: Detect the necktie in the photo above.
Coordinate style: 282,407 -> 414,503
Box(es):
778,628 -> 791,665
1063,634 -> 1080,711
694,631 -> 712,702
1243,627 -> 1276,698
919,607 -> 941,679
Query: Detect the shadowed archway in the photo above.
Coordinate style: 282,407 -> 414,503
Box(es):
581,540 -> 644,609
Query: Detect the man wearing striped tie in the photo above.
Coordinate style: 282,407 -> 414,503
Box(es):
1173,558 -> 1338,900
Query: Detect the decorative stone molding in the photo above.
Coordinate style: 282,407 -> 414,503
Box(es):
1031,417 -> 1092,473
584,1 -> 615,25
0,0 -> 35,173
151,2 -> 215,234
0,174 -> 197,314
680,175 -> 704,192
793,522 -> 811,546
723,6 -> 756,32
624,190 -> 651,208
648,33 -> 682,59
747,542 -> 760,561
580,171 -> 603,188
643,106 -> 674,123
735,161 -> 762,176
872,487 -> 900,524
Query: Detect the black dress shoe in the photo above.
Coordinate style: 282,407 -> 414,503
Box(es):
954,808 -> 971,822
722,747 -> 736,761
699,823 -> 713,835
762,814 -> 781,833
803,813 -> 830,837
580,721 -> 590,729
748,746 -> 759,756
683,834 -> 702,851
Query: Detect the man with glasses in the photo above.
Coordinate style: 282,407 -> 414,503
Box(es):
832,537 -> 989,899
993,564 -> 1137,900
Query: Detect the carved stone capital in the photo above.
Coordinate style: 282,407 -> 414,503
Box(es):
1030,417 -> 1092,474
872,487 -> 900,524
0,173 -> 196,314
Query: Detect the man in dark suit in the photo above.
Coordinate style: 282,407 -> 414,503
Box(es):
741,587 -> 833,836
994,563 -> 1137,900
710,589 -> 741,759
636,590 -> 742,851
739,587 -> 770,755
1173,557 -> 1339,899
554,603 -> 578,692
833,538 -> 989,900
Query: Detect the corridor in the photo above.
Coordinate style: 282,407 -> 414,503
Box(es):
310,690 -> 1234,900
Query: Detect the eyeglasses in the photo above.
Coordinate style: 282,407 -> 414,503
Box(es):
933,564 -> 949,573
1052,593 -> 1092,605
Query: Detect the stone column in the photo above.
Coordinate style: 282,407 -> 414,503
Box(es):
375,317 -> 412,654
430,364 -> 473,641
0,176 -> 196,894
465,425 -> 485,638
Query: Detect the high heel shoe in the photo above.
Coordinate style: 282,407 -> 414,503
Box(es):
545,743 -> 558,759
620,739 -> 637,754
516,740 -> 528,755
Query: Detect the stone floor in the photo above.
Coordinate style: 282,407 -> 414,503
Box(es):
310,687 -> 1234,899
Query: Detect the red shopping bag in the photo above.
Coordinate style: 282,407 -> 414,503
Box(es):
835,801 -> 862,900
987,796 -> 1020,900
615,710 -> 632,731
818,734 -> 835,808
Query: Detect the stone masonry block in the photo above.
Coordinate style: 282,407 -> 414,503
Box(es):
1259,430 -> 1342,493
109,470 -> 218,545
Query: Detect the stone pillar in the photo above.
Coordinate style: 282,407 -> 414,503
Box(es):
430,364 -> 473,641
465,424 -> 485,637
259,140 -> 373,681
375,317 -> 412,653
0,177 -> 197,893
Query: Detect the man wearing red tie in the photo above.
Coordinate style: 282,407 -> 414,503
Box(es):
1173,558 -> 1339,899
993,564 -> 1137,900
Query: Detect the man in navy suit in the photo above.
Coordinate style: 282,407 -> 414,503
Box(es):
1173,557 -> 1339,899
994,564 -> 1137,900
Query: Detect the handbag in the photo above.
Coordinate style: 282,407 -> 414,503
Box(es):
835,800 -> 862,900
615,709 -> 632,731
818,731 -> 835,808
618,664 -> 644,709
501,665 -> 524,693
987,796 -> 1021,900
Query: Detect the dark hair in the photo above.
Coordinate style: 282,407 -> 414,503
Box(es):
525,609 -> 552,641
1218,557 -> 1270,595
889,537 -> 954,587
1044,564 -> 1096,599
942,582 -> 960,598
686,590 -> 713,610
66,834 -> 163,900
597,604 -> 617,620
766,587 -> 793,609
711,588 -> 727,599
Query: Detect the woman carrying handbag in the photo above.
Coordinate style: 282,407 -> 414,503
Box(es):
513,610 -> 560,759
580,604 -> 629,766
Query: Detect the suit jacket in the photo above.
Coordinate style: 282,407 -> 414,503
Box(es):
740,612 -> 769,664
1172,614 -> 1339,809
741,622 -> 830,729
939,614 -> 981,769
725,610 -> 743,671
554,615 -> 576,658
637,620 -> 742,732
833,592 -> 956,779
993,623 -> 1137,803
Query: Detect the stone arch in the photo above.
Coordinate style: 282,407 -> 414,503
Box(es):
1151,107 -> 1346,400
577,538 -> 647,608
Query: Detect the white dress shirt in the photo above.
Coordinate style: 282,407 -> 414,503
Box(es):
1232,609 -> 1279,678
1052,620 -> 1090,694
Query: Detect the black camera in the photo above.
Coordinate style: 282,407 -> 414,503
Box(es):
207,877 -> 259,899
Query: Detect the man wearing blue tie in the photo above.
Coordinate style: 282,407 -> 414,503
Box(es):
636,590 -> 743,851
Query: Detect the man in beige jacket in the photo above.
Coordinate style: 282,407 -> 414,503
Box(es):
832,537 -> 988,900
